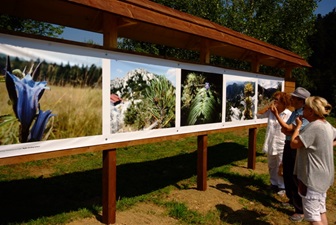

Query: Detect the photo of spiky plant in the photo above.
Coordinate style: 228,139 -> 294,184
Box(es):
0,44 -> 102,146
225,77 -> 256,122
181,70 -> 222,126
257,79 -> 282,111
110,60 -> 177,133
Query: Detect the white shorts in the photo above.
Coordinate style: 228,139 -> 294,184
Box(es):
299,187 -> 327,222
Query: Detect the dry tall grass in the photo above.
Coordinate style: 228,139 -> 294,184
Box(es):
0,83 -> 102,144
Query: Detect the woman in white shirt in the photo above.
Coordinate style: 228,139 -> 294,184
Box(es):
257,91 -> 292,193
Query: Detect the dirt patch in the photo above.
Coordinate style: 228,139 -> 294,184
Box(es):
66,162 -> 336,225
167,179 -> 242,214
67,203 -> 179,225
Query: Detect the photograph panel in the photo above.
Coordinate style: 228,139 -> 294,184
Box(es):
0,43 -> 102,146
225,75 -> 256,122
257,78 -> 283,112
110,60 -> 177,133
180,69 -> 223,126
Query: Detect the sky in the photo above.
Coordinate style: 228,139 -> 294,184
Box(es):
111,60 -> 177,86
0,43 -> 102,67
60,1 -> 336,44
314,0 -> 336,15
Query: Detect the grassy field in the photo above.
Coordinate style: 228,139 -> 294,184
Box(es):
0,115 -> 335,224
0,83 -> 102,144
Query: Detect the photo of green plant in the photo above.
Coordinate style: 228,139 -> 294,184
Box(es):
181,70 -> 222,126
0,44 -> 102,146
225,77 -> 256,122
110,60 -> 176,133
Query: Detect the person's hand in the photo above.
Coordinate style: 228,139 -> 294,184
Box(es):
270,103 -> 278,115
295,116 -> 303,127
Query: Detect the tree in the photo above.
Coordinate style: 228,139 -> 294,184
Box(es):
0,15 -> 63,37
219,0 -> 318,80
120,0 -> 318,78
306,9 -> 336,113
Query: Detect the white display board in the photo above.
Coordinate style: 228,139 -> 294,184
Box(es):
0,34 -> 284,158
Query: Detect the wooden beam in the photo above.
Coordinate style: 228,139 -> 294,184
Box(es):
200,39 -> 210,64
197,135 -> 207,191
102,149 -> 117,225
103,13 -> 118,49
284,68 -> 293,80
251,57 -> 260,73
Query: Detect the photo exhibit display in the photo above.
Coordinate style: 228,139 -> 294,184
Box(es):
0,34 -> 284,158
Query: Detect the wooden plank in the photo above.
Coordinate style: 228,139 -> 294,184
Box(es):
197,135 -> 207,191
285,80 -> 296,94
102,149 -> 117,225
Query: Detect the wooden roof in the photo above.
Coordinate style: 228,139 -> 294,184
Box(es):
0,0 -> 310,69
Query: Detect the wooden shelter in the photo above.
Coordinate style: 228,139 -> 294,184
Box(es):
0,0 -> 310,224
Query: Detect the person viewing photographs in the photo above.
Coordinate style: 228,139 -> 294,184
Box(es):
290,96 -> 336,225
257,91 -> 292,195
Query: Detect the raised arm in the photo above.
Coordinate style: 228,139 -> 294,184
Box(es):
290,117 -> 304,149
271,105 -> 295,132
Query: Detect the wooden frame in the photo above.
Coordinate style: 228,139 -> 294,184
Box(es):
0,0 -> 306,224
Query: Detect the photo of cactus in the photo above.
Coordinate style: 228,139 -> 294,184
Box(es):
0,43 -> 102,145
225,76 -> 256,122
180,70 -> 223,126
110,60 -> 177,133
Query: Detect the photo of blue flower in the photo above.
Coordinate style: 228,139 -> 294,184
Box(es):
4,56 -> 54,143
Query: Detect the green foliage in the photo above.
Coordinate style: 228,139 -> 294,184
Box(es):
144,75 -> 176,128
118,0 -> 318,76
220,0 -> 317,58
0,56 -> 102,88
181,73 -> 205,109
124,75 -> 176,130
187,87 -> 219,124
0,15 -> 64,37
181,72 -> 222,125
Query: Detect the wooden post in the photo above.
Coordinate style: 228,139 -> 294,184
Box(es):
197,135 -> 207,191
102,149 -> 117,224
102,12 -> 118,225
247,58 -> 260,170
284,68 -> 295,94
248,128 -> 257,169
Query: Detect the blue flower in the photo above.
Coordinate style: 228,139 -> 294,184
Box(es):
205,82 -> 210,90
29,110 -> 54,142
5,56 -> 54,143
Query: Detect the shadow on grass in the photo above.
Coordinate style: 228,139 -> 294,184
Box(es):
211,171 -> 294,224
0,142 -> 248,224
